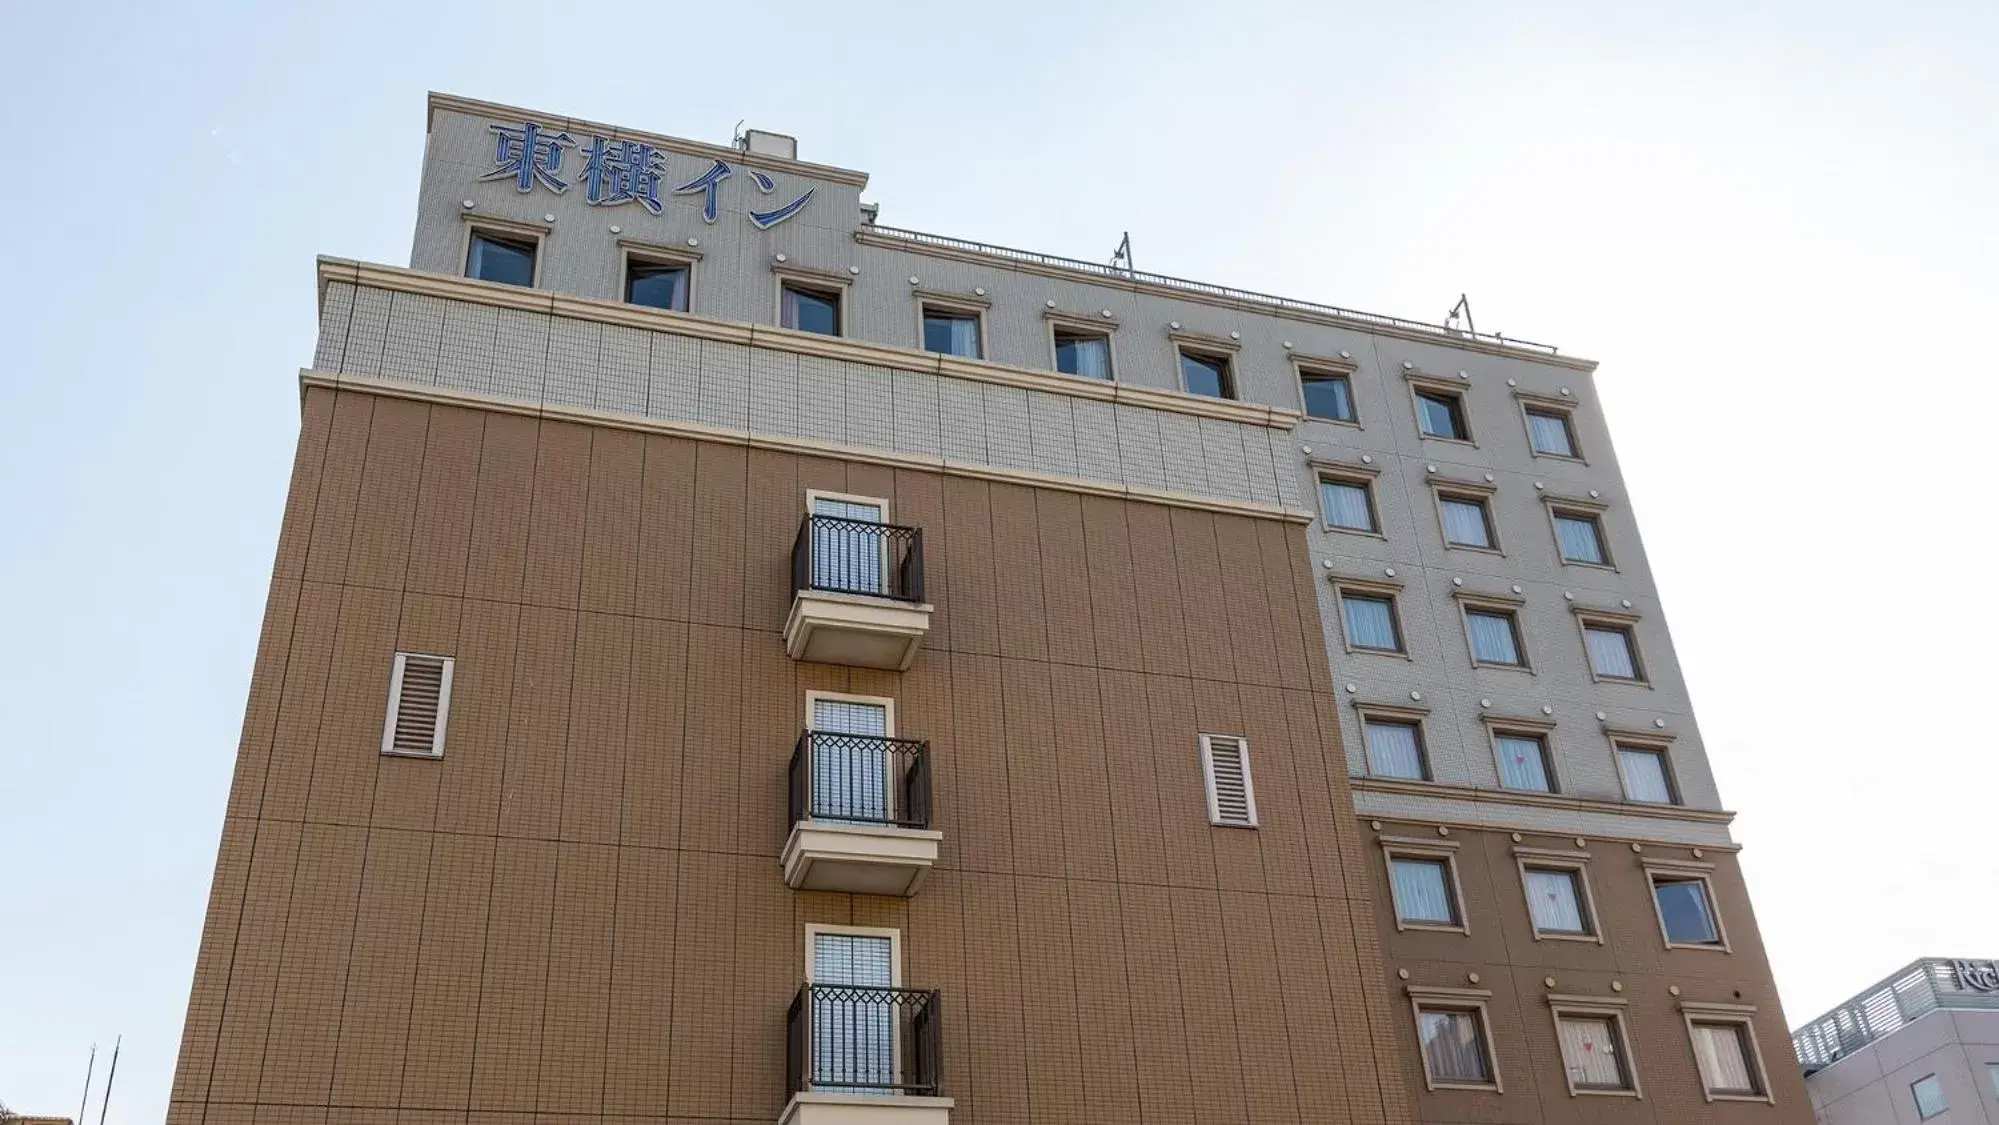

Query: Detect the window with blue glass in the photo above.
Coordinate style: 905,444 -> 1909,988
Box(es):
1651,873 -> 1724,947
1179,349 -> 1235,399
626,259 -> 690,312
1300,369 -> 1356,422
1416,390 -> 1470,441
1054,327 -> 1113,379
782,283 -> 842,336
466,230 -> 537,287
922,305 -> 983,358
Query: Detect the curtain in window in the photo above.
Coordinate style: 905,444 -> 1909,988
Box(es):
1655,879 -> 1720,944
1525,869 -> 1586,933
1366,721 -> 1426,779
1418,1010 -> 1489,1082
812,933 -> 895,1091
1342,596 -> 1399,651
1555,516 -> 1605,563
1062,336 -> 1111,379
1302,375 -> 1354,421
948,316 -> 980,357
1559,1016 -> 1626,1088
812,498 -> 885,595
812,699 -> 889,823
1466,611 -> 1519,664
1440,499 -> 1491,547
1496,734 -> 1550,791
783,286 -> 806,330
1585,627 -> 1637,678
1418,394 -> 1462,438
1692,1024 -> 1756,1093
1529,411 -> 1575,456
1391,859 -> 1455,923
1322,481 -> 1373,530
1617,748 -> 1673,803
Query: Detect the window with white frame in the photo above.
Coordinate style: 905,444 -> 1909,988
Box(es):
1522,865 -> 1594,938
782,281 -> 843,336
1052,325 -> 1113,379
1581,618 -> 1644,682
1299,367 -> 1357,423
625,255 -> 692,311
1364,715 -> 1429,780
1651,870 -> 1726,948
466,229 -> 537,287
1414,1003 -> 1496,1088
1493,730 -> 1554,792
1178,348 -> 1236,399
1526,406 -> 1580,458
1464,605 -> 1526,668
1387,852 -> 1462,929
921,303 -> 983,358
1319,474 -> 1380,533
1556,1010 -> 1636,1093
1415,388 -> 1471,441
1339,588 -> 1404,654
1615,744 -> 1678,804
1438,493 -> 1497,550
1689,1019 -> 1765,1099
1552,508 -> 1611,566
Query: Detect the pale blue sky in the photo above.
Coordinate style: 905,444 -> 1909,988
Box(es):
3,1 -> 1994,1119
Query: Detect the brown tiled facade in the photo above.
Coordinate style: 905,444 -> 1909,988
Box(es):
170,386 -> 1412,1125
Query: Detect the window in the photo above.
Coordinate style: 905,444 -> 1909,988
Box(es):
1581,620 -> 1643,682
1493,731 -> 1554,792
1523,867 -> 1593,937
1389,856 -> 1461,928
1300,368 -> 1357,422
1989,1063 -> 1999,1100
1464,607 -> 1525,667
1652,872 -> 1725,948
1340,591 -> 1404,654
782,282 -> 842,336
1556,1012 -> 1635,1093
1912,1074 -> 1947,1119
1364,716 -> 1429,780
808,492 -> 889,596
1552,510 -> 1610,566
1439,495 -> 1496,550
806,692 -> 895,823
807,926 -> 901,1092
626,259 -> 690,311
382,652 -> 454,758
1179,349 -> 1235,399
1053,326 -> 1113,379
1526,407 -> 1579,458
1200,734 -> 1258,828
1319,476 -> 1379,533
1416,390 -> 1470,440
1690,1020 -> 1764,1099
1415,1005 -> 1496,1088
922,305 -> 983,358
465,230 -> 537,287
1616,745 -> 1678,804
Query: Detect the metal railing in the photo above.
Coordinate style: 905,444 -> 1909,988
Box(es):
789,731 -> 932,830
787,984 -> 942,1097
860,224 -> 1563,356
1792,957 -> 1999,1074
792,515 -> 925,603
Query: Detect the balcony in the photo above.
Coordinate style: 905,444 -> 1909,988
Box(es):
780,984 -> 949,1125
784,515 -> 932,671
782,731 -> 940,896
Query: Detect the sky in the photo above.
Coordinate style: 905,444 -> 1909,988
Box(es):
2,0 -> 1995,1119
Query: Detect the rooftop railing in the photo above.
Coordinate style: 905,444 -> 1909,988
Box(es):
861,224 -> 1563,357
1792,957 -> 1999,1074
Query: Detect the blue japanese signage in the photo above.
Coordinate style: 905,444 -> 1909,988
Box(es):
480,121 -> 816,229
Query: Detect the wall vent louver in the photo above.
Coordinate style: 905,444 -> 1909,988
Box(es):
1201,735 -> 1258,828
382,653 -> 454,758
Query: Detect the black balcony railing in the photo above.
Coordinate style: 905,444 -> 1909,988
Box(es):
787,984 -> 942,1097
792,515 -> 925,603
789,731 -> 932,831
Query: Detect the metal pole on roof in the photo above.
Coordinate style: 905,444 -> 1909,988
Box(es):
96,1037 -> 121,1125
76,1043 -> 97,1125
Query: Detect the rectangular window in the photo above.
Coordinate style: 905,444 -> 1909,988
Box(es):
1365,718 -> 1429,780
1200,734 -> 1258,828
1494,732 -> 1553,792
466,230 -> 537,287
1913,1074 -> 1947,1119
1053,327 -> 1112,379
1524,868 -> 1591,936
1527,408 -> 1579,457
1341,592 -> 1403,653
1465,608 -> 1524,667
1583,623 -> 1642,681
626,259 -> 690,311
809,928 -> 898,1092
1300,369 -> 1356,422
1989,1064 -> 1999,1100
1553,511 -> 1609,565
1691,1021 -> 1763,1098
1616,745 -> 1678,804
1390,857 -> 1459,926
1416,390 -> 1469,440
1417,1007 -> 1494,1086
1320,478 -> 1379,532
922,306 -> 982,358
1558,1014 -> 1634,1092
1653,874 -> 1723,947
782,283 -> 842,336
1179,350 -> 1236,399
1439,495 -> 1496,549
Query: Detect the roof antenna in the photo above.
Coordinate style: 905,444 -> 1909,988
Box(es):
97,1036 -> 122,1125
730,119 -> 748,151
1444,293 -> 1475,337
1109,231 -> 1134,275
77,1044 -> 98,1125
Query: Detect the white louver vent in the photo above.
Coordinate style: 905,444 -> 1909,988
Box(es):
1200,734 -> 1258,828
381,653 -> 454,758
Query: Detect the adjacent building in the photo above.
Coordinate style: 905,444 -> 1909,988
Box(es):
168,93 -> 1812,1125
1795,958 -> 1999,1124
